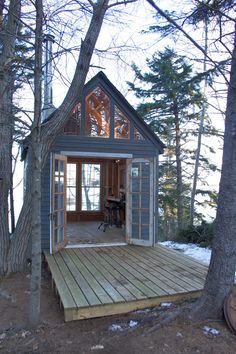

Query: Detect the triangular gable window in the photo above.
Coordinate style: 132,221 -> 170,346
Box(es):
63,83 -> 146,142
85,86 -> 110,138
114,106 -> 130,139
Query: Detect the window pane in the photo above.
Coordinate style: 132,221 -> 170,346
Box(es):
66,163 -> 76,211
141,225 -> 149,240
132,209 -> 139,223
81,163 -> 101,211
67,187 -> 76,211
59,227 -> 63,242
134,128 -> 145,141
54,194 -> 58,210
82,187 -> 100,211
114,106 -> 130,139
85,87 -> 110,138
141,162 -> 150,177
67,164 -> 76,185
54,176 -> 59,193
54,228 -> 58,244
132,224 -> 139,239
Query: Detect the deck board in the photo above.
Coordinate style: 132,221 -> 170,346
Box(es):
79,248 -> 137,301
71,249 -> 124,303
68,249 -> 113,305
59,250 -> 100,306
99,247 -> 158,298
116,247 -> 191,294
132,247 -> 205,290
45,245 -> 208,321
44,254 -> 77,309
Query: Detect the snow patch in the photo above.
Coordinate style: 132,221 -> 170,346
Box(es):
160,241 -> 211,265
160,302 -> 172,308
21,330 -> 31,338
91,344 -> 104,350
0,333 -> 6,340
129,320 -> 138,328
176,332 -> 183,338
133,308 -> 151,314
109,320 -> 139,332
109,324 -> 123,332
203,326 -> 220,336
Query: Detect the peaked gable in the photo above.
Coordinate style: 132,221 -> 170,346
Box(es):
63,71 -> 164,152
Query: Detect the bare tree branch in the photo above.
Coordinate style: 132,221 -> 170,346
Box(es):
107,0 -> 137,9
146,0 -> 229,84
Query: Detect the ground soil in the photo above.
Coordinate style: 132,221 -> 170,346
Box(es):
0,263 -> 235,354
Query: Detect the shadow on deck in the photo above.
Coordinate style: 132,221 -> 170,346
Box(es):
44,245 -> 208,322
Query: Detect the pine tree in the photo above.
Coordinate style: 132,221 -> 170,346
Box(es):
128,48 -> 216,235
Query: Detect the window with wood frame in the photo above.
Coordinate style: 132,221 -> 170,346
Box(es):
81,163 -> 101,211
66,163 -> 77,211
114,106 -> 130,139
85,87 -> 110,138
63,85 -> 146,141
134,128 -> 145,141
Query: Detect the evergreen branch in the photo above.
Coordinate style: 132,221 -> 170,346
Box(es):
146,0 -> 229,84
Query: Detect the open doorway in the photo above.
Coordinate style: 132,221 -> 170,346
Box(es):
66,157 -> 127,245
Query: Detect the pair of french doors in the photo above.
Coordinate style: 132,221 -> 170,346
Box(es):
50,155 -> 155,253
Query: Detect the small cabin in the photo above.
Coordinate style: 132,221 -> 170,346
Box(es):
41,72 -> 164,253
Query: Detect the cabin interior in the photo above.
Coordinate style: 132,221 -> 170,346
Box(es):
66,157 -> 127,246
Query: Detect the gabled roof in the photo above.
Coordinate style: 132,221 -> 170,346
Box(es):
83,71 -> 165,153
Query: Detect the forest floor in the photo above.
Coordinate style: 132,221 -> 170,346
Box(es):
0,263 -> 235,354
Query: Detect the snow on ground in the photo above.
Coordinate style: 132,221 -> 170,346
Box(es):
109,320 -> 139,332
159,241 -> 211,265
160,302 -> 172,308
203,326 -> 220,336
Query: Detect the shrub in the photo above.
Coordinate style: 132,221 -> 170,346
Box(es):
177,221 -> 214,248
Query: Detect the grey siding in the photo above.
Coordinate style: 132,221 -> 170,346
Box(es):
54,134 -> 158,158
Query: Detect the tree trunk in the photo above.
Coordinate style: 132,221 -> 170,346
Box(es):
3,0 -> 110,275
10,172 -> 15,233
174,105 -> 184,230
189,16 -> 208,226
191,27 -> 236,320
6,192 -> 32,272
28,0 -> 43,326
40,0 -> 110,166
0,89 -> 11,275
0,0 -> 21,276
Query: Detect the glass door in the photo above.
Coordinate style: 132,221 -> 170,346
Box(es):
127,158 -> 154,246
50,154 -> 67,253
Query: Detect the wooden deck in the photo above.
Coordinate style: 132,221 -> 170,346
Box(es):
44,245 -> 208,322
